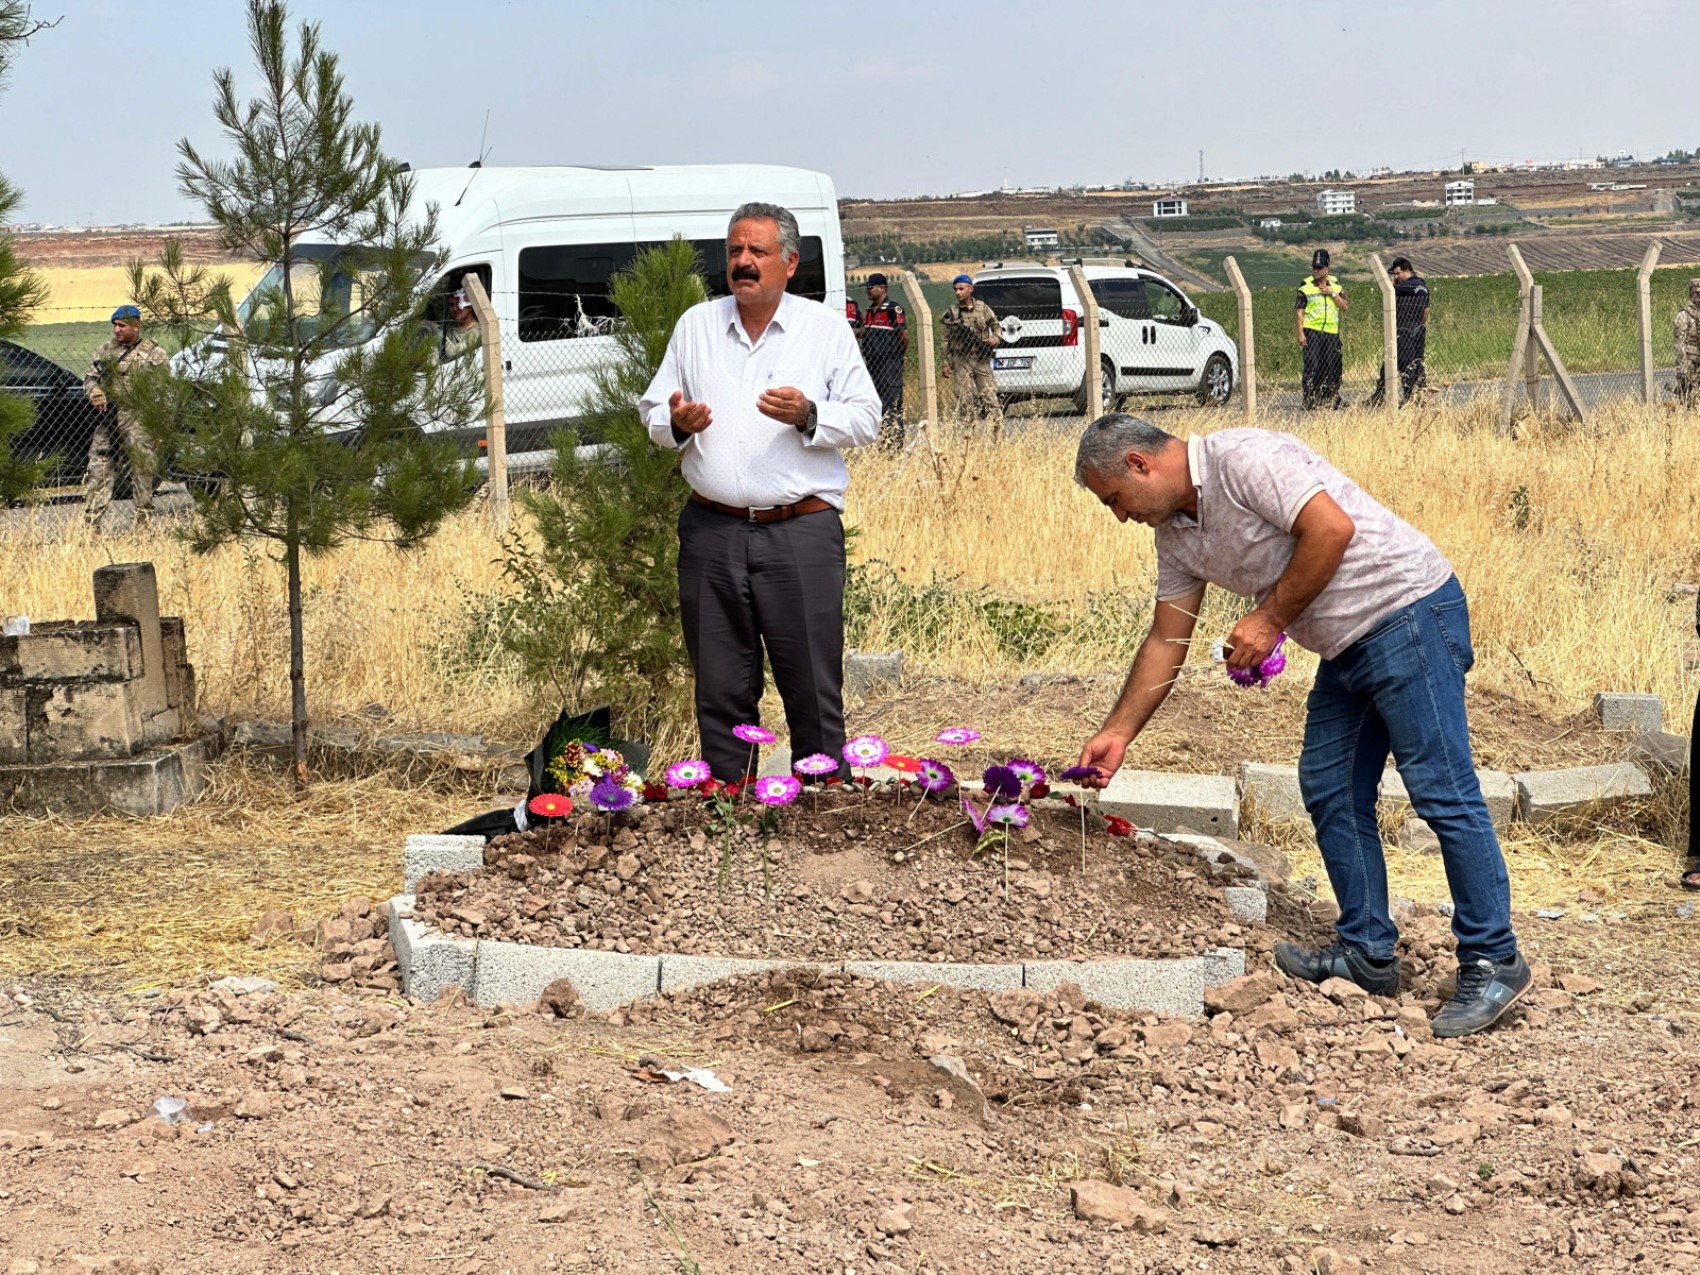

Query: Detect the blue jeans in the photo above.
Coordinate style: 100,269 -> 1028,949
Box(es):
1298,576 -> 1517,965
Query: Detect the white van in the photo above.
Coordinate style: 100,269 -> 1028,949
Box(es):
971,262 -> 1239,411
220,164 -> 846,472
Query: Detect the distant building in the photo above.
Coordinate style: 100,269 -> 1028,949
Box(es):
1258,217 -> 1284,229
1023,227 -> 1060,249
1444,180 -> 1475,207
1316,188 -> 1356,215
1151,197 -> 1189,218
1368,166 -> 1393,178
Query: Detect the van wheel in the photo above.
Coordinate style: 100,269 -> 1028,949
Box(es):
1074,359 -> 1117,415
1196,353 -> 1233,406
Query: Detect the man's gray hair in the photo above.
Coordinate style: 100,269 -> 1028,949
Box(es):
1074,413 -> 1179,484
730,201 -> 801,259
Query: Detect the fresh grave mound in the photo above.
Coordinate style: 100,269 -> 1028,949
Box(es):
411,790 -> 1282,963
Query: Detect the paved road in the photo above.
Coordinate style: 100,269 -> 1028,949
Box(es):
1,484 -> 195,537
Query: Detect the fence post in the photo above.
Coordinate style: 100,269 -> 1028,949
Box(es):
1368,251 -> 1399,409
895,270 -> 939,443
1222,255 -> 1256,422
1500,245 -> 1535,434
461,274 -> 507,532
1637,239 -> 1662,403
1067,264 -> 1103,420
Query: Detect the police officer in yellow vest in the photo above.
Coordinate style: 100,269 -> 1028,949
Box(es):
1297,248 -> 1348,410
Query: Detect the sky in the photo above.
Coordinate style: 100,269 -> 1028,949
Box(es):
3,0 -> 1697,225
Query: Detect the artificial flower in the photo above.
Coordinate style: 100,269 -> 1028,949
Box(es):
665,759 -> 713,788
843,734 -> 890,767
962,794 -> 988,835
935,727 -> 980,746
987,803 -> 1029,828
527,793 -> 573,818
884,754 -> 922,773
1104,815 -> 1133,837
590,776 -> 635,812
793,753 -> 839,777
641,783 -> 668,803
1059,765 -> 1102,782
1226,633 -> 1289,690
732,723 -> 778,745
915,758 -> 955,793
1007,758 -> 1046,789
753,775 -> 802,806
981,765 -> 1021,800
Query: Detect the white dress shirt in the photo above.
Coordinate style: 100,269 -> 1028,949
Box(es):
640,292 -> 881,509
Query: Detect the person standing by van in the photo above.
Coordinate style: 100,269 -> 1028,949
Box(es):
1297,249 -> 1348,411
941,274 -> 1003,436
640,202 -> 881,783
83,304 -> 170,530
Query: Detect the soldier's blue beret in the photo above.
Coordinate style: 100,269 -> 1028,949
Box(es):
952,274 -> 972,285
110,305 -> 141,322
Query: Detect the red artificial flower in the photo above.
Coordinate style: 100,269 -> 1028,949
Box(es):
1030,781 -> 1051,799
852,775 -> 873,788
527,793 -> 573,818
884,754 -> 922,774
697,779 -> 721,796
724,782 -> 742,798
1104,815 -> 1133,838
641,783 -> 668,803
1060,793 -> 1078,808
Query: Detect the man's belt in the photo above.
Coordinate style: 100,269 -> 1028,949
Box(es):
691,492 -> 833,523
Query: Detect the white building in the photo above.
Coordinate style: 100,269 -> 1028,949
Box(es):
1151,197 -> 1189,218
1258,218 -> 1283,229
1023,227 -> 1059,249
1444,180 -> 1475,207
1316,188 -> 1356,215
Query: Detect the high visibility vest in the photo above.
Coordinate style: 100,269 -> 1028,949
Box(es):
1299,276 -> 1343,334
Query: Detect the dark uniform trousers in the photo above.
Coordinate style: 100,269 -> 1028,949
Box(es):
1301,332 -> 1344,410
677,500 -> 848,782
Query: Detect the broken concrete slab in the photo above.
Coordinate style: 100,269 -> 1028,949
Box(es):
1623,731 -> 1690,776
1100,770 -> 1237,835
1513,763 -> 1653,825
1379,768 -> 1516,830
0,734 -> 219,817
1593,692 -> 1662,734
1238,762 -> 1308,825
403,834 -> 487,892
1162,833 -> 1291,886
845,649 -> 903,698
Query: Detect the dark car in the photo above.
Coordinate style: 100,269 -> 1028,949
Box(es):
0,337 -> 134,497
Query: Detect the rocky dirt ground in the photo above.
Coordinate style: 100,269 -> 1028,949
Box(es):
2,890 -> 1697,1275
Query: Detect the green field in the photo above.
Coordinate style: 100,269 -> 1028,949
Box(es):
14,320 -> 116,372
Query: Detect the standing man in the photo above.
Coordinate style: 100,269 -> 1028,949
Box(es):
83,303 -> 169,529
441,283 -> 482,362
852,273 -> 908,452
640,202 -> 881,783
1297,249 -> 1348,410
940,274 -> 1002,436
1069,413 -> 1531,1039
1673,277 -> 1700,406
1367,257 -> 1429,407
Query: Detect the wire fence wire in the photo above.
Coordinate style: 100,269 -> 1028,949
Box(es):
7,237 -> 1697,502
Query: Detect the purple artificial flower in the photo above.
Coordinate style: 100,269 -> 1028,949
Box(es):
987,803 -> 1029,828
1226,633 -> 1289,690
1059,765 -> 1102,782
1007,758 -> 1046,789
590,776 -> 635,812
935,727 -> 980,746
843,734 -> 890,767
793,752 -> 839,777
915,757 -> 955,793
733,723 -> 777,745
961,794 -> 988,835
665,758 -> 713,788
981,764 -> 1021,800
753,775 -> 802,806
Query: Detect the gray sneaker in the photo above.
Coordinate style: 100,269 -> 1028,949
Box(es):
1431,953 -> 1532,1038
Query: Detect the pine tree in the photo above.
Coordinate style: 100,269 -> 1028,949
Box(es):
0,2 -> 54,501
499,237 -> 706,743
127,0 -> 485,785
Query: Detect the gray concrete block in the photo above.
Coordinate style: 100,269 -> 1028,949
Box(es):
1100,770 -> 1237,835
1623,731 -> 1690,775
1162,833 -> 1291,887
470,939 -> 660,1013
1222,886 -> 1268,923
0,734 -> 218,817
92,563 -> 167,720
403,834 -> 487,891
1594,692 -> 1662,734
5,623 -> 142,683
844,960 -> 1023,992
1513,763 -> 1653,825
660,955 -> 826,993
388,896 -> 477,1003
845,649 -> 903,698
1199,947 -> 1246,984
1024,954 -> 1226,1017
1379,767 -> 1515,831
757,745 -> 792,778
1398,816 -> 1441,855
1237,762 -> 1307,825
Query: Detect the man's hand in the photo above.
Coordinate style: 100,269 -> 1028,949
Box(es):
1224,608 -> 1283,671
940,363 -> 953,379
89,390 -> 108,412
1073,730 -> 1129,790
669,390 -> 711,434
757,385 -> 811,428
1297,330 -> 1308,348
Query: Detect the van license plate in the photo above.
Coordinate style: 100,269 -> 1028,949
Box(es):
993,356 -> 1034,370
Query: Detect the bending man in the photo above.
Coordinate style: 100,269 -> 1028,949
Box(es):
1070,413 -> 1530,1039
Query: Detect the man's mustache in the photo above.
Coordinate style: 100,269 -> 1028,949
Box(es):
731,266 -> 761,282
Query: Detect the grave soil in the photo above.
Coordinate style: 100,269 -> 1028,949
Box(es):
410,791 -> 1284,963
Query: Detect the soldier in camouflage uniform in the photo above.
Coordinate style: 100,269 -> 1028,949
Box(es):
1673,278 -> 1700,406
83,304 -> 170,528
940,274 -> 1003,437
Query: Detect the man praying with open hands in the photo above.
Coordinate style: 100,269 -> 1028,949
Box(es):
641,202 -> 881,783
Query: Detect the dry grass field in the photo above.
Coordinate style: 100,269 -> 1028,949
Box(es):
29,262 -> 268,320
